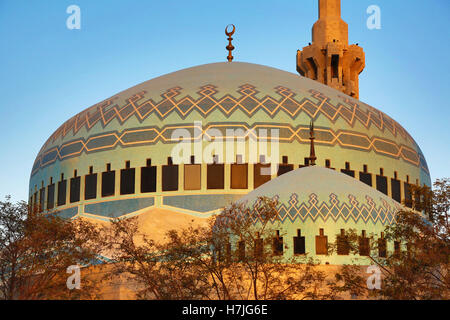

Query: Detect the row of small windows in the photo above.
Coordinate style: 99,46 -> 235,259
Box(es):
218,229 -> 400,260
337,161 -> 415,207
30,156 -> 418,211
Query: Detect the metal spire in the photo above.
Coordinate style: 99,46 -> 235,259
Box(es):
309,120 -> 317,166
225,24 -> 235,62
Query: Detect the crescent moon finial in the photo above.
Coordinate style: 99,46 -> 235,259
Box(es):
225,24 -> 235,62
225,24 -> 235,36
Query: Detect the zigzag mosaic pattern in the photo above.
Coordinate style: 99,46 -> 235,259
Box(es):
249,193 -> 399,225
45,84 -> 415,146
31,122 -> 427,176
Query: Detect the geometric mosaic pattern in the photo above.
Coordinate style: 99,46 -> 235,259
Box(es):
45,85 -> 414,144
31,122 -> 427,177
249,193 -> 400,225
33,84 -> 429,176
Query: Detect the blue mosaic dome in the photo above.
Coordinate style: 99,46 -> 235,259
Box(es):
28,62 -> 429,223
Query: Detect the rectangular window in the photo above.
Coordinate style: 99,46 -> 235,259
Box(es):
378,236 -> 387,258
277,156 -> 293,176
39,187 -> 45,212
273,231 -> 283,256
277,163 -> 293,176
254,236 -> 263,259
315,228 -> 328,255
391,178 -> 401,203
70,176 -> 81,203
85,173 -> 97,200
307,57 -> 318,80
359,231 -> 370,256
394,241 -> 401,256
102,165 -> 115,197
376,175 -> 388,195
207,160 -> 224,189
184,163 -> 201,190
231,163 -> 248,189
413,188 -> 421,210
254,163 -> 271,188
141,159 -> 157,193
293,229 -> 306,255
359,172 -> 372,186
331,54 -> 339,78
120,164 -> 136,195
47,183 -> 55,210
217,242 -> 231,264
222,242 -> 232,264
341,169 -> 355,177
33,191 -> 38,211
337,229 -> 350,255
162,157 -> 179,191
341,162 -> 355,177
57,176 -> 67,206
404,182 -> 412,208
238,240 -> 245,261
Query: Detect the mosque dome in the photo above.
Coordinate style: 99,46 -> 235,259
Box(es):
28,62 -> 430,222
237,166 -> 403,264
239,166 -> 402,222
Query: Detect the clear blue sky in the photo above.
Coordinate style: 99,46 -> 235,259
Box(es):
0,0 -> 449,202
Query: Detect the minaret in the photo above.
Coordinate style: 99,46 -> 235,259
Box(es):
296,0 -> 365,99
308,121 -> 317,166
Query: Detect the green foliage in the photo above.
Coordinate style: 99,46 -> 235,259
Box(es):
104,197 -> 335,300
331,179 -> 450,300
0,196 -> 102,300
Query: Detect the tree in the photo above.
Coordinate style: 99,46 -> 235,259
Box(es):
103,197 -> 335,300
0,196 -> 102,300
330,179 -> 450,300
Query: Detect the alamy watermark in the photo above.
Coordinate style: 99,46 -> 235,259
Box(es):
366,265 -> 381,290
65,5 -> 380,32
170,121 -> 280,175
66,265 -> 81,290
66,5 -> 81,30
367,5 -> 381,30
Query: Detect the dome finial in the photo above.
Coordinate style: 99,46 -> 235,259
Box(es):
225,24 -> 235,62
308,120 -> 317,166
